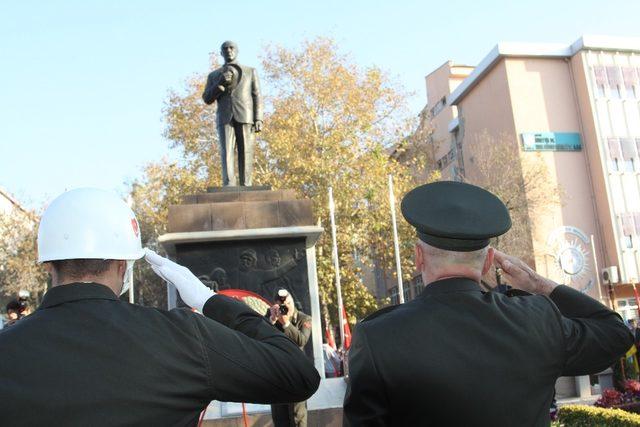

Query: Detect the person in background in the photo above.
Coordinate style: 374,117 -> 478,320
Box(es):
267,288 -> 313,427
322,337 -> 343,378
344,181 -> 633,426
4,293 -> 30,328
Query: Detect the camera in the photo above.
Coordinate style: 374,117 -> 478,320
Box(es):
17,290 -> 30,314
277,289 -> 289,315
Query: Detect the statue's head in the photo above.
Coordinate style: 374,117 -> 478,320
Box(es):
210,267 -> 228,288
267,249 -> 281,267
220,41 -> 238,63
239,248 -> 257,271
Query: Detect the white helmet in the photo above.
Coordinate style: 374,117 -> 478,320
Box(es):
37,188 -> 144,294
38,188 -> 144,262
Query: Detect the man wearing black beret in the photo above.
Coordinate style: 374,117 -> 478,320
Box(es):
343,181 -> 633,426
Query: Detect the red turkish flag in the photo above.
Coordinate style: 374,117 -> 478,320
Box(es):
342,306 -> 352,350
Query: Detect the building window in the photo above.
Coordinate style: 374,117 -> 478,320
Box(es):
412,275 -> 424,298
415,281 -> 424,295
607,66 -> 623,99
403,286 -> 410,303
618,298 -> 640,322
389,286 -> 398,305
623,67 -> 639,99
621,138 -> 637,172
430,96 -> 446,118
593,66 -> 608,98
436,147 -> 456,170
621,213 -> 635,248
608,138 -> 622,171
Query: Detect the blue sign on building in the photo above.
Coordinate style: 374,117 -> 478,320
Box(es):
521,132 -> 582,151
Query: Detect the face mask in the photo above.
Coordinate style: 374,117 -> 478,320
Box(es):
120,260 -> 135,296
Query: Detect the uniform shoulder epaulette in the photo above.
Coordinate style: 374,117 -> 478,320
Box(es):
362,304 -> 400,323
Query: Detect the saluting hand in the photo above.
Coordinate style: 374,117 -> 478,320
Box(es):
493,250 -> 558,296
144,249 -> 215,312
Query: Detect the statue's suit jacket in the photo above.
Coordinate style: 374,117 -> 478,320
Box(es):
343,278 -> 633,427
0,283 -> 319,426
202,63 -> 263,126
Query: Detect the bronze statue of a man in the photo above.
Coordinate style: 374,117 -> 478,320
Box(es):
203,41 -> 263,186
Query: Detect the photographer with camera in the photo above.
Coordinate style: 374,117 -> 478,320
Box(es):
267,289 -> 312,427
4,291 -> 31,327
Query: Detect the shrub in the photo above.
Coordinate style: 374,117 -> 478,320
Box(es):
596,389 -> 625,408
558,404 -> 640,426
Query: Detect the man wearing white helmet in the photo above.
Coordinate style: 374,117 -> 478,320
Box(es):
0,188 -> 320,426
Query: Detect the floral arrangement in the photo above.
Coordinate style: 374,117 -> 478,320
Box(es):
595,381 -> 640,408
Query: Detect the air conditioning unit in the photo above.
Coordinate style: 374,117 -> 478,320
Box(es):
602,266 -> 619,285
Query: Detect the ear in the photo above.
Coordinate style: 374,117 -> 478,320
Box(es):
415,243 -> 424,272
43,262 -> 53,274
481,247 -> 495,276
116,260 -> 127,277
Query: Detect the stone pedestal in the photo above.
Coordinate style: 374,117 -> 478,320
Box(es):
158,187 -> 324,376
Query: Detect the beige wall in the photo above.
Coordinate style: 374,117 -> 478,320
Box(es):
457,60 -> 519,181
455,59 -> 538,265
504,57 -> 602,300
457,60 -> 517,148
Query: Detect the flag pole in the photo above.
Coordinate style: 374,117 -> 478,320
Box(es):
129,279 -> 135,304
328,187 -> 346,349
590,234 -> 604,303
389,175 -> 405,303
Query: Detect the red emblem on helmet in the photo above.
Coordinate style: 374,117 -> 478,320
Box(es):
131,218 -> 139,237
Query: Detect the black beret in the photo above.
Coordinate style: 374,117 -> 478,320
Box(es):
401,181 -> 511,251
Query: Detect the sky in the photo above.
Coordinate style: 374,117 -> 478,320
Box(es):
1,0 -> 639,209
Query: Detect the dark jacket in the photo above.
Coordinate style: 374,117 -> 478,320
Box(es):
343,278 -> 633,427
202,62 -> 263,126
0,283 -> 320,426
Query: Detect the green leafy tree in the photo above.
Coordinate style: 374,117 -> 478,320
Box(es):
0,210 -> 47,306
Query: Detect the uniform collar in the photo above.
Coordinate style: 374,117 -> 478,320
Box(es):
420,277 -> 482,298
39,283 -> 118,309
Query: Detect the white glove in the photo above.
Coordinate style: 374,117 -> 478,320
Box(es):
144,248 -> 215,312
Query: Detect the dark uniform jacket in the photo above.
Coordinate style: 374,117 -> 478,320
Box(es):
202,62 -> 263,126
343,278 -> 633,427
0,283 -> 320,426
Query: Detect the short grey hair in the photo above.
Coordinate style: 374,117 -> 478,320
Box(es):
418,240 -> 488,271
